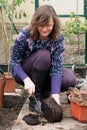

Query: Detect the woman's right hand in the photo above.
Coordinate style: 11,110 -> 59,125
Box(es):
23,77 -> 35,96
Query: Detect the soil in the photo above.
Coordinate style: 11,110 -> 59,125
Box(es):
68,87 -> 87,106
0,90 -> 27,130
23,114 -> 40,125
41,97 -> 63,123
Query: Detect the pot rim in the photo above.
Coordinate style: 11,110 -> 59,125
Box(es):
68,93 -> 87,106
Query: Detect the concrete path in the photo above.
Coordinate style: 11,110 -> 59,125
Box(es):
12,93 -> 87,130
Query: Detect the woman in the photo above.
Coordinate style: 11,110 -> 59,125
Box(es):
10,5 -> 77,113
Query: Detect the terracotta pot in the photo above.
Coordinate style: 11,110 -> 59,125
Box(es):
0,70 -> 6,108
4,73 -> 16,93
68,94 -> 87,122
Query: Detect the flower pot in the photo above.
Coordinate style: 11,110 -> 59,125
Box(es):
0,69 -> 6,108
74,66 -> 87,78
4,73 -> 16,93
68,94 -> 87,122
0,64 -> 8,72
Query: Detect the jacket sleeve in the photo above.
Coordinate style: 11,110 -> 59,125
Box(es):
50,34 -> 65,75
10,28 -> 29,80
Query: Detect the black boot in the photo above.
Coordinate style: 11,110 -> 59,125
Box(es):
29,68 -> 48,113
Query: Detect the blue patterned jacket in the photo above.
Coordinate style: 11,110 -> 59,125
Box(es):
10,28 -> 65,79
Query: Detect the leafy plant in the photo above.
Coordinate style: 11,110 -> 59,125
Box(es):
0,0 -> 26,74
0,0 -> 25,10
63,12 -> 87,65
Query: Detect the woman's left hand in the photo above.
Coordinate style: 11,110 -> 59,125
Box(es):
52,94 -> 60,105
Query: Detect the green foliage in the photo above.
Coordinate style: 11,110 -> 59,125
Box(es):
14,0 -> 25,6
0,0 -> 26,70
62,12 -> 87,65
0,0 -> 26,16
63,12 -> 87,42
0,0 -> 25,7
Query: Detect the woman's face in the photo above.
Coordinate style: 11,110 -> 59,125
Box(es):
37,17 -> 54,40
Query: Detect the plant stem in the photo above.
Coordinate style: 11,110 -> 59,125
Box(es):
77,33 -> 80,66
8,0 -> 14,74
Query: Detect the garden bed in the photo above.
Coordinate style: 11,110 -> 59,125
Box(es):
0,90 -> 27,129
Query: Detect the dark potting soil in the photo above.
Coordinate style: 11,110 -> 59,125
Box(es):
23,114 -> 40,125
41,97 -> 63,123
0,90 -> 27,129
23,97 -> 63,125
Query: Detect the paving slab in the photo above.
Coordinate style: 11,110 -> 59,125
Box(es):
12,93 -> 87,130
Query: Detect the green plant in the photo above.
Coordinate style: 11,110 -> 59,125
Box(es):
63,12 -> 87,65
0,0 -> 25,11
0,0 -> 26,74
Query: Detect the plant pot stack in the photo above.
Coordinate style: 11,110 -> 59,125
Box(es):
4,73 -> 16,93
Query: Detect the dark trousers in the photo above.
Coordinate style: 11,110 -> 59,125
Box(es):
15,49 -> 77,92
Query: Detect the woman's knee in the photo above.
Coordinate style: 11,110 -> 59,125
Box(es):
34,49 -> 51,70
66,76 -> 77,87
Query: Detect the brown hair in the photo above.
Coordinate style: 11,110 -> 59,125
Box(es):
28,5 -> 61,40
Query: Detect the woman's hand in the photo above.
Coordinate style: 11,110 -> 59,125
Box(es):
52,94 -> 60,105
23,77 -> 35,96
